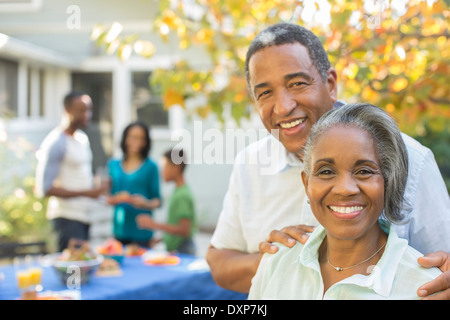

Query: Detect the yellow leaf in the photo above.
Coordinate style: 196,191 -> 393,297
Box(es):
389,63 -> 404,75
163,88 -> 185,109
197,105 -> 211,119
385,103 -> 395,113
344,63 -> 359,80
361,86 -> 375,100
234,93 -> 244,103
391,78 -> 408,92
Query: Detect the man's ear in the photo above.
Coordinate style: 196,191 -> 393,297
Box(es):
326,68 -> 338,103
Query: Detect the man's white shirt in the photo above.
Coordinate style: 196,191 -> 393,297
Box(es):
35,127 -> 96,224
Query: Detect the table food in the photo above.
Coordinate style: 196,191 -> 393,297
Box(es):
142,250 -> 180,266
97,238 -> 124,264
50,239 -> 103,285
125,243 -> 146,256
96,258 -> 122,277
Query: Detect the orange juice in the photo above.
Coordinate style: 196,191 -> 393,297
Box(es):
16,270 -> 31,289
28,268 -> 42,286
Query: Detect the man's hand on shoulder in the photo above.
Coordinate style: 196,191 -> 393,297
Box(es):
259,224 -> 316,254
417,250 -> 450,300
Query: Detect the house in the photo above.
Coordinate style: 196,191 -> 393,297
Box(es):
0,0 -> 264,249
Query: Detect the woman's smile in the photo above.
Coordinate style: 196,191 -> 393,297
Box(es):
327,204 -> 366,220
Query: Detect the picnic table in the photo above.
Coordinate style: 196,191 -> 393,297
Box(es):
0,252 -> 247,300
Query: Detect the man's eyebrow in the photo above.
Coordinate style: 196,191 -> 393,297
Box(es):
252,82 -> 269,96
284,71 -> 314,82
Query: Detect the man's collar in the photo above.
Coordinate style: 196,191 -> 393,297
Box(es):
265,135 -> 303,175
266,100 -> 345,174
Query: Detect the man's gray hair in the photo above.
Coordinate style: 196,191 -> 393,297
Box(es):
245,23 -> 331,90
303,103 -> 410,223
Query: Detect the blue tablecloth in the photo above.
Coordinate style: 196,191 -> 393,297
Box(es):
0,254 -> 248,300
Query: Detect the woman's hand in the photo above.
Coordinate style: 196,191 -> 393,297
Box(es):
258,224 -> 316,254
129,195 -> 161,210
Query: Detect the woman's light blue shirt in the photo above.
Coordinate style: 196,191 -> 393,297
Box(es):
249,223 -> 442,300
108,158 -> 160,241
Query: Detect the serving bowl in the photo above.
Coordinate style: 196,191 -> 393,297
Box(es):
49,253 -> 103,285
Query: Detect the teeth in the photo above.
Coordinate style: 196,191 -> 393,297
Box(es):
329,206 -> 364,214
279,118 -> 305,129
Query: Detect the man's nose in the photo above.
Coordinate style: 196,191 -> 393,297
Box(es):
273,89 -> 296,116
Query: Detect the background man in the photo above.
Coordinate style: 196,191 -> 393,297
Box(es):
35,91 -> 106,252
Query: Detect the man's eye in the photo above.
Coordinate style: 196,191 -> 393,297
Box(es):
257,90 -> 271,100
290,81 -> 307,88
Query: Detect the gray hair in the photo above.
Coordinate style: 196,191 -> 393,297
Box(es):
245,23 -> 331,90
302,103 -> 409,223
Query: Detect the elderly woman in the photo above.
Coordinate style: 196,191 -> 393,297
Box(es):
249,103 -> 442,299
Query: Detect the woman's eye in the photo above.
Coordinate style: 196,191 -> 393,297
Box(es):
317,169 -> 334,176
356,169 -> 374,176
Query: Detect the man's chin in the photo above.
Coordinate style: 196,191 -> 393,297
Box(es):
281,139 -> 305,156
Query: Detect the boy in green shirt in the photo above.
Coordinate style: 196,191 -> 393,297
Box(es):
137,148 -> 196,255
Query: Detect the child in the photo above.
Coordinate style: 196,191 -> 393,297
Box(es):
136,148 -> 196,255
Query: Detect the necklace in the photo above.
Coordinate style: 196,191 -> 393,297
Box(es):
327,241 -> 387,272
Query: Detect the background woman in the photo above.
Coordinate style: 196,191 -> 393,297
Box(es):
107,121 -> 161,247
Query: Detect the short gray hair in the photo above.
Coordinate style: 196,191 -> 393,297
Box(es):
302,103 -> 409,223
245,23 -> 331,89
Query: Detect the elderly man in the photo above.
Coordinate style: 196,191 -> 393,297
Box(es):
206,23 -> 450,299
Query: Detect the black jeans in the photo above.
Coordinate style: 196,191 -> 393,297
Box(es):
52,218 -> 90,252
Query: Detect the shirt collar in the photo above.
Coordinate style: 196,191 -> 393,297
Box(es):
297,222 -> 409,298
265,134 -> 303,175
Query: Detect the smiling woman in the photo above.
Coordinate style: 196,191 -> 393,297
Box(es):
249,103 -> 442,300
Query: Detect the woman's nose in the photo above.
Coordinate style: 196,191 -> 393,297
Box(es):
333,173 -> 360,196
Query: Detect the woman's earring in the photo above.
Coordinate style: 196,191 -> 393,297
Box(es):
306,199 -> 310,204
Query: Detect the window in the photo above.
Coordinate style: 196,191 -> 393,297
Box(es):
131,72 -> 168,128
0,57 -> 18,118
25,66 -> 45,118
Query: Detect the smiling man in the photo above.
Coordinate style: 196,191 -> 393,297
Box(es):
250,43 -> 336,156
205,23 -> 450,299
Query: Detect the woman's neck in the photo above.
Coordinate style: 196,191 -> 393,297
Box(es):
123,153 -> 144,171
319,223 -> 388,293
325,223 -> 387,269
